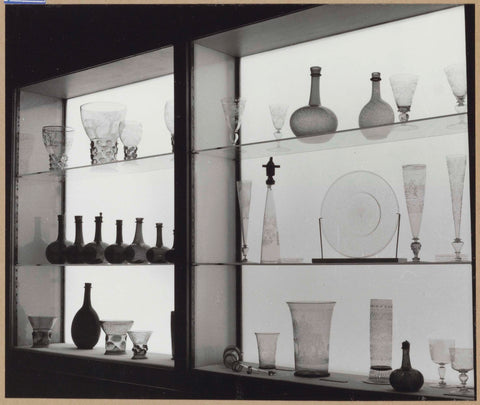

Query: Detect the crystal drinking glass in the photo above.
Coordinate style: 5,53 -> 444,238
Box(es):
389,74 -> 419,122
255,332 -> 279,369
42,126 -> 73,170
429,339 -> 455,388
449,348 -> 474,395
236,180 -> 252,262
402,164 -> 426,261
127,330 -> 153,360
221,97 -> 246,145
100,320 -> 134,355
446,155 -> 467,261
28,316 -> 57,348
119,121 -> 142,160
445,64 -> 467,113
268,103 -> 289,151
80,102 -> 127,165
164,99 -> 174,153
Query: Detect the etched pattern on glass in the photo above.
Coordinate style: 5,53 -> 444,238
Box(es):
445,64 -> 467,113
236,181 -> 252,261
446,155 -> 466,260
221,97 -> 246,145
261,186 -> 280,263
402,165 -> 426,239
389,74 -> 419,122
369,299 -> 392,383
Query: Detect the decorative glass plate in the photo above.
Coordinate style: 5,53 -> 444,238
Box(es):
321,171 -> 399,257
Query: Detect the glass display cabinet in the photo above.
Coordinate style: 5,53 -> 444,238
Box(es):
190,4 -> 476,400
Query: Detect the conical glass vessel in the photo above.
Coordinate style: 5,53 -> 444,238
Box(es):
261,158 -> 280,263
66,215 -> 85,264
402,164 -> 426,261
83,213 -> 108,264
287,301 -> 336,377
445,64 -> 467,113
146,223 -> 169,263
45,214 -> 72,264
125,218 -> 150,263
105,220 -> 127,264
71,283 -> 101,349
446,155 -> 467,260
128,330 -> 153,359
221,97 -> 246,145
290,66 -> 337,143
236,181 -> 252,262
359,72 -> 395,139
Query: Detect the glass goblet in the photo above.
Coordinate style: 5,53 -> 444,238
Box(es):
221,97 -> 246,145
445,64 -> 467,113
429,339 -> 455,388
119,121 -> 143,160
268,103 -> 289,151
42,126 -> 74,171
449,348 -> 474,395
389,74 -> 419,123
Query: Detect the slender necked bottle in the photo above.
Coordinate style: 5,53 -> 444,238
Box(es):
125,218 -> 150,263
146,223 -> 169,263
71,282 -> 101,349
165,230 -> 176,264
290,66 -> 338,140
359,72 -> 394,139
105,220 -> 127,264
261,158 -> 281,263
83,213 -> 108,264
389,341 -> 424,392
66,216 -> 85,264
46,214 -> 72,264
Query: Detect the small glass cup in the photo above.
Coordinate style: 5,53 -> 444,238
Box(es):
255,332 -> 279,370
449,348 -> 474,395
127,330 -> 153,360
100,320 -> 134,355
42,126 -> 73,170
429,339 -> 455,388
119,121 -> 143,160
28,316 -> 57,348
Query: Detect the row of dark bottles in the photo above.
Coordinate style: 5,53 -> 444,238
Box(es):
45,214 -> 175,265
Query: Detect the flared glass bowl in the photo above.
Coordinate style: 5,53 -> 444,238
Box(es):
28,315 -> 57,330
100,320 -> 134,335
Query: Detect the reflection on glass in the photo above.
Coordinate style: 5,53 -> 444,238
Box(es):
236,180 -> 252,262
221,97 -> 246,145
255,332 -> 279,369
445,64 -> 467,113
389,74 -> 419,122
42,126 -> 74,170
402,164 -> 426,262
446,155 -> 466,261
449,348 -> 474,395
120,121 -> 143,160
164,99 -> 174,153
429,338 -> 455,388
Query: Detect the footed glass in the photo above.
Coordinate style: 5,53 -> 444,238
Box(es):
445,64 -> 467,113
221,97 -> 246,145
389,74 -> 419,122
80,102 -> 127,164
100,320 -> 134,355
402,164 -> 426,261
28,316 -> 57,348
255,332 -> 279,369
287,301 -> 336,377
236,181 -> 252,262
449,348 -> 474,395
368,299 -> 393,384
268,103 -> 289,151
429,339 -> 455,388
446,155 -> 467,261
164,99 -> 174,152
119,121 -> 142,160
42,126 -> 73,170
127,330 -> 153,360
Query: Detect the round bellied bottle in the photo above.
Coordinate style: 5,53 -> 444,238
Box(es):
65,216 -> 85,264
125,218 -> 151,263
389,341 -> 424,392
146,223 -> 169,263
71,283 -> 101,349
105,220 -> 127,264
83,213 -> 108,264
45,214 -> 72,264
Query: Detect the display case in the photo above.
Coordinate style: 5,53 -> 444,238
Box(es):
191,4 -> 476,400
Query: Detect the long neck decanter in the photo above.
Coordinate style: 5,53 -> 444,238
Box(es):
261,157 -> 281,263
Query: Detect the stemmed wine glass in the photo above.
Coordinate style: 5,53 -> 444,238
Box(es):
268,103 -> 289,151
449,348 -> 474,395
445,64 -> 467,113
221,97 -> 246,145
429,339 -> 455,388
389,74 -> 419,124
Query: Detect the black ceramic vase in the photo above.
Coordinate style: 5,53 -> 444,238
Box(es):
389,341 -> 424,392
45,214 -> 72,264
65,215 -> 85,264
71,283 -> 101,349
105,220 -> 127,264
146,223 -> 169,263
83,213 -> 108,264
125,218 -> 150,263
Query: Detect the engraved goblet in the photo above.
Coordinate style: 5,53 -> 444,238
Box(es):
449,348 -> 474,395
268,103 -> 289,151
389,74 -> 419,123
445,64 -> 467,113
429,339 -> 455,388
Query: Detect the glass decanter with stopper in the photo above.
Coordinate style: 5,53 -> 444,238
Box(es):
261,157 -> 281,263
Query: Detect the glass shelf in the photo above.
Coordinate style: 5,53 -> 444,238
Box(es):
193,260 -> 472,266
193,113 -> 468,159
16,263 -> 174,267
18,152 -> 174,179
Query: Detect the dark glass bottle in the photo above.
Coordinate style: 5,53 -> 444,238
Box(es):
104,220 -> 127,264
125,218 -> 150,263
146,223 -> 169,263
71,282 -> 101,349
65,216 -> 85,264
83,213 -> 108,264
389,341 -> 424,392
45,214 -> 72,264
165,230 -> 176,264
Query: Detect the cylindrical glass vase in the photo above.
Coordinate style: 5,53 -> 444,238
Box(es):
368,299 -> 393,384
287,301 -> 336,377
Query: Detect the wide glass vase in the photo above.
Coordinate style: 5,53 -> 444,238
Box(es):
287,301 -> 336,377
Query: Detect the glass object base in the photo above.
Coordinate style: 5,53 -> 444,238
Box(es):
294,370 -> 330,378
430,382 -> 449,389
32,330 -> 53,348
365,366 -> 392,385
90,140 -> 118,165
104,333 -> 127,355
